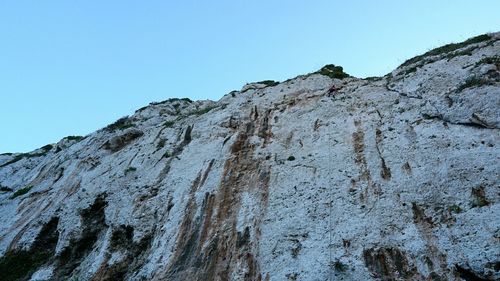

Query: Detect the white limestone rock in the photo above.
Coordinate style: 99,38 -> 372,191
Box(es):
0,32 -> 499,281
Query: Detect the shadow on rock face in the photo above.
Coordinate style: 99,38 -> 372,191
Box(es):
0,217 -> 59,281
52,193 -> 108,280
91,225 -> 153,281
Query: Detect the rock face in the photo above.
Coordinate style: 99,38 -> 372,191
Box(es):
0,33 -> 499,281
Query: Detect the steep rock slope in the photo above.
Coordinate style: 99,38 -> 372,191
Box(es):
0,33 -> 499,281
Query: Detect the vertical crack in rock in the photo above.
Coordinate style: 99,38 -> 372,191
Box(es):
145,125 -> 196,203
363,247 -> 421,280
155,125 -> 194,184
199,159 -> 215,188
52,194 -> 108,280
197,193 -> 216,254
182,124 -> 193,144
251,105 -> 259,120
0,217 -> 59,281
161,158 -> 219,280
375,128 -> 391,180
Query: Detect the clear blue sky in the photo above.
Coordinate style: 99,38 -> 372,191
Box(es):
1,1 -> 499,153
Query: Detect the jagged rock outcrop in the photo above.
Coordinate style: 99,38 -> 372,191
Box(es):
0,33 -> 499,281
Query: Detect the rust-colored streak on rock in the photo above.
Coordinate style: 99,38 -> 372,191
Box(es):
379,158 -> 391,180
160,111 -> 271,280
352,121 -> 368,173
352,120 -> 377,203
161,204 -> 218,281
258,109 -> 273,147
285,131 -> 294,149
402,162 -> 412,174
411,203 -> 450,278
244,252 -> 262,281
203,116 -> 270,280
206,121 -> 269,280
411,202 -> 435,229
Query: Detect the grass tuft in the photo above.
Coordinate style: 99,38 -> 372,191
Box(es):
157,139 -> 166,149
163,121 -> 175,128
448,205 -> 463,214
476,56 -> 500,66
331,260 -> 349,272
65,136 -> 85,142
105,116 -> 136,132
0,146 -> 53,168
457,76 -> 490,91
124,167 -> 137,175
151,98 -> 192,105
316,64 -> 350,79
41,144 -> 53,151
194,105 -> 218,116
255,80 -> 279,87
10,186 -> 33,199
400,34 -> 492,67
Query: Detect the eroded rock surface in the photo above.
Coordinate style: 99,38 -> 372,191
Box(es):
0,33 -> 499,281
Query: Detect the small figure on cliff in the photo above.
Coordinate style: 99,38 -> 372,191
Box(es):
327,84 -> 341,96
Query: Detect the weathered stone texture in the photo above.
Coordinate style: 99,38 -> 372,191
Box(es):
0,33 -> 499,281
